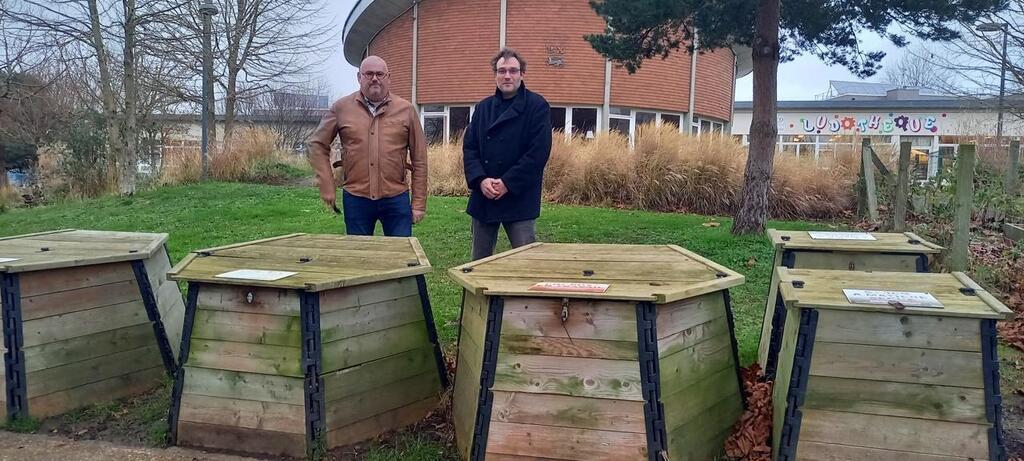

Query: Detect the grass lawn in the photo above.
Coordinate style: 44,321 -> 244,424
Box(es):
0,182 -> 834,459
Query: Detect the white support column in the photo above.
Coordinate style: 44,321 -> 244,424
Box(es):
499,0 -> 507,48
411,2 -> 419,106
603,60 -> 611,132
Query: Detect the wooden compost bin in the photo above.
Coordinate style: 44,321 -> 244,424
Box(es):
771,267 -> 1013,461
166,233 -> 447,458
0,229 -> 184,420
448,243 -> 746,461
758,229 -> 942,378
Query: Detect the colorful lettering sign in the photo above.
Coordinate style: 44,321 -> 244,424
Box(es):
797,113 -> 942,134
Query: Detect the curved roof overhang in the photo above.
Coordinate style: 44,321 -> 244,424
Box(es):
345,0 -> 756,79
343,0 -> 416,67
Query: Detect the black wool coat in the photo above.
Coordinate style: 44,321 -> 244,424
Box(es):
463,82 -> 552,224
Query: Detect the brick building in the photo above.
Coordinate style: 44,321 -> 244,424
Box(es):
344,0 -> 752,144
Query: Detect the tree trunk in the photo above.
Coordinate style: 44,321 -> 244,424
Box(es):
731,0 -> 780,235
0,142 -> 7,189
120,0 -> 138,195
87,0 -> 124,192
222,74 -> 236,154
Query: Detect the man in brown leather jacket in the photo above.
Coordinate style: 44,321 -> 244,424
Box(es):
307,56 -> 428,237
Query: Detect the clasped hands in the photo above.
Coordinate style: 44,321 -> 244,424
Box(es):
480,178 -> 508,200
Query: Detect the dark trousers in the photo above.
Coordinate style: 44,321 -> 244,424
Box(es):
471,217 -> 536,260
342,190 -> 412,237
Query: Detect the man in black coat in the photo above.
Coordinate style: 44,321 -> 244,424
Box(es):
463,48 -> 552,260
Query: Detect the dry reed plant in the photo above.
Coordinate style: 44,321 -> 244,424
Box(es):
428,123 -> 857,219
160,127 -> 310,185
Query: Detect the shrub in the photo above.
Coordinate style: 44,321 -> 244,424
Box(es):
160,127 -> 312,185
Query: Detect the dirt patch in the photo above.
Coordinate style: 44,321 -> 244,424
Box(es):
38,382 -> 171,448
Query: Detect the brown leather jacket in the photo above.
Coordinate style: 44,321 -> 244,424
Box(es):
307,91 -> 428,212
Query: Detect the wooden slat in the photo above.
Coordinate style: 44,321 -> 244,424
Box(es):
22,300 -> 149,347
154,280 -> 185,360
485,421 -> 647,460
768,229 -> 942,254
325,371 -> 440,429
500,335 -> 637,361
213,247 -> 422,271
659,333 -> 735,396
26,345 -> 161,398
791,251 -> 923,272
320,294 -> 423,343
190,233 -> 305,253
491,391 -> 646,433
656,292 -> 725,340
177,420 -> 306,458
21,279 -> 141,321
0,229 -> 74,242
798,409 -> 990,459
664,396 -> 742,461
493,353 -> 643,401
662,366 -> 742,431
142,249 -> 173,291
659,316 -> 730,359
321,321 -> 430,372
17,262 -> 135,297
178,394 -> 305,434
318,276 -> 419,314
815,309 -> 981,351
188,339 -> 301,377
952,272 -> 1015,318
28,365 -> 164,419
467,260 -> 718,282
182,366 -> 303,404
796,441 -> 985,461
23,323 -> 155,372
500,298 -> 637,342
757,249 -> 784,369
191,309 -> 300,347
195,284 -> 300,317
804,376 -> 987,424
323,347 -> 437,402
325,396 -> 438,448
810,342 -> 984,388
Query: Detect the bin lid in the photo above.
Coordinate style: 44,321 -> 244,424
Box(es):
776,267 -> 1014,319
448,242 -> 744,303
768,229 -> 942,254
0,229 -> 168,273
168,233 -> 431,291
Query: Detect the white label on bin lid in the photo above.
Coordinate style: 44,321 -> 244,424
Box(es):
807,231 -> 877,240
215,269 -> 297,281
529,282 -> 610,293
843,289 -> 944,308
0,258 -> 20,263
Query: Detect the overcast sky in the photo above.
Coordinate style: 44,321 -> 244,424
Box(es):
322,1 -> 918,102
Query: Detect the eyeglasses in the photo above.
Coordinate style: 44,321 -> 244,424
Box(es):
496,68 -> 521,76
360,71 -> 389,80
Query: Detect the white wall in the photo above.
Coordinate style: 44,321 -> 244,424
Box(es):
731,108 -> 1024,137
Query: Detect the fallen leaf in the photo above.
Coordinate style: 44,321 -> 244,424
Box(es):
702,222 -> 721,228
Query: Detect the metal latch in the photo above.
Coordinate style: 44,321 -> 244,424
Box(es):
561,298 -> 569,323
848,261 -> 856,271
888,301 -> 906,310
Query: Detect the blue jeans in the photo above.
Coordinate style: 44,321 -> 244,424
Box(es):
341,190 -> 412,237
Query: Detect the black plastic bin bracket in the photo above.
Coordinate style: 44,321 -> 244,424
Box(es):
469,296 -> 504,461
636,301 -> 667,461
131,260 -> 177,375
300,291 -> 326,459
1,273 -> 27,421
981,319 -> 1008,461
776,308 -> 819,461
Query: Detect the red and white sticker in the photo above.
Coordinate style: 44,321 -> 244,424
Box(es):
529,282 -> 610,293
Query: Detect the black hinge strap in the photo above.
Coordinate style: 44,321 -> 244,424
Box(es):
469,296 -> 504,461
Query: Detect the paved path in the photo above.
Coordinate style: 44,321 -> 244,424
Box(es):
0,431 -> 263,461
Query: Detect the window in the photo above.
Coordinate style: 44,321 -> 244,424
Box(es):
571,108 -> 598,138
700,119 -> 712,133
609,118 -> 631,136
550,107 -> 567,132
449,106 -> 470,141
661,114 -> 681,129
421,105 -> 446,145
635,112 -> 656,128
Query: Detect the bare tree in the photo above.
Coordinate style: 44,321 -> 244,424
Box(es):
883,49 -> 956,91
146,0 -> 338,153
237,79 -> 329,152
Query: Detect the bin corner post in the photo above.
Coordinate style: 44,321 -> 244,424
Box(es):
636,301 -> 667,461
470,296 -> 504,461
916,253 -> 930,273
1,272 -> 26,421
763,292 -> 788,381
131,260 -> 176,374
415,275 -> 449,389
722,291 -> 747,409
300,291 -> 326,460
981,319 -> 1008,461
167,282 -> 200,445
776,309 -> 819,461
